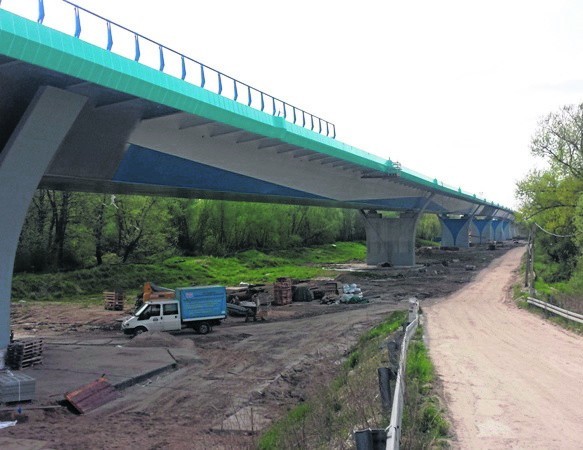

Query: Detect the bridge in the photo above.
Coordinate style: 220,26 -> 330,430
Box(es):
0,1 -> 514,355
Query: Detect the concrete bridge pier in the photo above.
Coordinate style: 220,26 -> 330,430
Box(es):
470,218 -> 494,244
493,219 -> 509,241
361,210 -> 420,266
0,87 -> 87,363
501,220 -> 511,240
439,215 -> 472,248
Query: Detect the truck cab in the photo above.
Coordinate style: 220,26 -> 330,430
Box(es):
122,300 -> 182,334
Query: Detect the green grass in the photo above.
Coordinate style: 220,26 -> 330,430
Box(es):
12,242 -> 366,302
360,311 -> 407,343
407,340 -> 434,386
416,238 -> 440,248
257,403 -> 312,450
402,326 -> 450,447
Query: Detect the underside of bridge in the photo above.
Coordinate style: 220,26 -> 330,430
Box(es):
0,9 -> 514,356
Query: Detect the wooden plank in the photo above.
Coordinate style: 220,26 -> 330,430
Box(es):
65,377 -> 121,414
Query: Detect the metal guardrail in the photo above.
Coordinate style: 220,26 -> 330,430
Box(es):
385,301 -> 419,450
526,297 -> 583,324
2,0 -> 336,138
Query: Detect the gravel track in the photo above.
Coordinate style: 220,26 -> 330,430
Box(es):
425,247 -> 583,449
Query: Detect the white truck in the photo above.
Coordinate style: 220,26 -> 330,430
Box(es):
122,285 -> 227,335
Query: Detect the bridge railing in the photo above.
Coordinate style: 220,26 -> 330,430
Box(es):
1,0 -> 336,139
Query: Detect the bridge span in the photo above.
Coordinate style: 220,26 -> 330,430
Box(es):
0,2 -> 514,355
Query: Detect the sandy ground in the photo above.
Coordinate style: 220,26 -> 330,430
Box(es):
425,247 -> 583,449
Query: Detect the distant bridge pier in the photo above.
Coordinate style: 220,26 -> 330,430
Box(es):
361,210 -> 420,266
470,217 -> 494,244
501,220 -> 512,240
439,215 -> 472,248
493,219 -> 510,241
491,220 -> 502,241
0,87 -> 87,360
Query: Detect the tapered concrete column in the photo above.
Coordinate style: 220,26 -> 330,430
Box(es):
471,218 -> 494,244
492,220 -> 504,241
439,216 -> 472,248
510,223 -> 517,239
362,211 -> 419,266
0,87 -> 87,362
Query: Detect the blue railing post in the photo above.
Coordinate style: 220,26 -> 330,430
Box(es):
40,0 -> 335,137
158,46 -> 165,71
106,22 -> 113,51
134,35 -> 141,61
74,7 -> 81,38
37,0 -> 45,24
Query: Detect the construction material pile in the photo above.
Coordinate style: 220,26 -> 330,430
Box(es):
0,371 -> 36,403
6,338 -> 44,370
340,284 -> 367,304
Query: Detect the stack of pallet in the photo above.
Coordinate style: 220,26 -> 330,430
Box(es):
273,277 -> 292,306
0,371 -> 36,403
103,291 -> 124,310
6,338 -> 43,370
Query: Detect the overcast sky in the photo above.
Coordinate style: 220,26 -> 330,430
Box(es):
7,0 -> 583,209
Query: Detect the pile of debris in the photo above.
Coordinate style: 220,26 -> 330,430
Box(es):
226,283 -> 270,321
226,278 -> 366,314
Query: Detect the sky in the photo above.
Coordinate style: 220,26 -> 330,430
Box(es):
6,0 -> 583,209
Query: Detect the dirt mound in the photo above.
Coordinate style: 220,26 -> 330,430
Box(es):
125,331 -> 195,350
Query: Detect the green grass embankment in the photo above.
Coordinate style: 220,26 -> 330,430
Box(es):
257,311 -> 407,449
401,326 -> 449,448
12,242 -> 365,302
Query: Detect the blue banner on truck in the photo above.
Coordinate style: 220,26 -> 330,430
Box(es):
175,286 -> 227,321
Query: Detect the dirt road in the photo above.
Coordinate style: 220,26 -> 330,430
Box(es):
425,247 -> 583,449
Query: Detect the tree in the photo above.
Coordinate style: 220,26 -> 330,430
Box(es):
531,104 -> 583,178
111,196 -> 172,263
517,103 -> 583,284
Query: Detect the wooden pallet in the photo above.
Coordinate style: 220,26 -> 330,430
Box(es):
6,339 -> 44,370
103,291 -> 124,310
273,278 -> 293,306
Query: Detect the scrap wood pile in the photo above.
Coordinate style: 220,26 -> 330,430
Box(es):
6,338 -> 44,370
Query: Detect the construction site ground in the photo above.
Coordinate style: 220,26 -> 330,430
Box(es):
2,243 -> 520,449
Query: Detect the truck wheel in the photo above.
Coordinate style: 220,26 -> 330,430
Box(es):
134,327 -> 147,336
197,322 -> 211,335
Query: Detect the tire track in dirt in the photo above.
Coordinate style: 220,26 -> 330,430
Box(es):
425,247 -> 583,449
